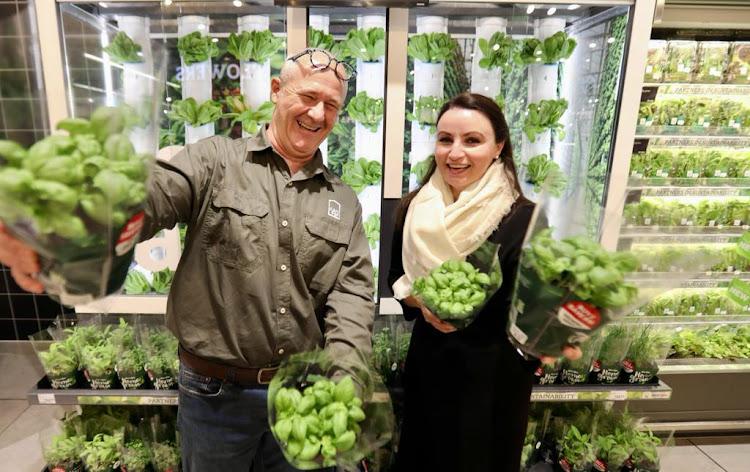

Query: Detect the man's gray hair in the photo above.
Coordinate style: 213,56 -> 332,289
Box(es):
279,48 -> 348,102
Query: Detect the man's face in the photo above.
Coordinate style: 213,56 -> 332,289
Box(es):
269,65 -> 344,161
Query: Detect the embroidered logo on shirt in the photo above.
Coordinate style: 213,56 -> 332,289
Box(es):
328,200 -> 341,220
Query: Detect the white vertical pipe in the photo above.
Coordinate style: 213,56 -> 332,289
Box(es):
238,15 -> 271,138
470,17 -> 507,99
309,14 -> 330,165
178,16 -> 213,144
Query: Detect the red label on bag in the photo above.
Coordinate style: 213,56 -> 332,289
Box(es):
622,359 -> 635,373
594,458 -> 608,471
115,212 -> 145,256
558,457 -> 572,472
558,301 -> 601,330
52,467 -> 66,472
592,359 -> 602,372
535,365 -> 543,376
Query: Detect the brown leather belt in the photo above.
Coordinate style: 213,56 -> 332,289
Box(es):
178,345 -> 279,385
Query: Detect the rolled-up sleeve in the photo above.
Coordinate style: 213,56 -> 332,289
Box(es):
324,202 -> 376,362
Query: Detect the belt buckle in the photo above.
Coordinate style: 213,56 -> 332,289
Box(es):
256,367 -> 274,385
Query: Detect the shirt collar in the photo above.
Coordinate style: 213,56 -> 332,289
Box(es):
246,125 -> 334,183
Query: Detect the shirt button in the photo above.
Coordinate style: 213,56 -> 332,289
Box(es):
281,220 -> 288,227
280,264 -> 287,271
278,349 -> 285,355
279,308 -> 287,314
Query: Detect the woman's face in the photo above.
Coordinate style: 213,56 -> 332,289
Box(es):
435,107 -> 504,200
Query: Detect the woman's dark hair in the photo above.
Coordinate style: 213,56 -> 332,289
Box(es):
395,92 -> 531,227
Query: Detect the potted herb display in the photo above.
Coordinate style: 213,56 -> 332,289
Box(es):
116,344 -> 147,390
591,428 -> 633,472
561,337 -> 600,385
628,429 -> 663,472
33,335 -> 80,389
534,358 -> 562,385
151,440 -> 180,472
590,324 -> 630,384
620,325 -> 671,385
142,327 -> 179,390
43,431 -> 86,472
80,433 -> 123,472
120,428 -> 152,472
81,340 -> 118,390
557,425 -> 595,472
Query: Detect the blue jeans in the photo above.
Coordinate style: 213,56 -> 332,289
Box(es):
177,363 -> 301,472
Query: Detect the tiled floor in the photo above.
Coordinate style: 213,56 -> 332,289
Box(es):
1,342 -> 750,471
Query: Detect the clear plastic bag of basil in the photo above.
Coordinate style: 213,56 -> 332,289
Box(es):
267,350 -> 394,470
0,106 -> 156,306
411,240 -> 503,329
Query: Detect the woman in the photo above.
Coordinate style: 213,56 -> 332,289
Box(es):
389,93 -> 572,471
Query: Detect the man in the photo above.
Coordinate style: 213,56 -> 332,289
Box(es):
0,48 -> 375,471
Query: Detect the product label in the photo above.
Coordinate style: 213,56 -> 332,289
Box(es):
591,359 -> 602,373
727,278 -> 750,306
558,302 -> 600,330
562,368 -> 587,385
629,367 -> 658,384
119,374 -> 146,390
85,370 -> 115,390
48,371 -> 77,389
115,212 -> 145,256
593,458 -> 607,472
622,359 -> 635,374
149,372 -> 177,390
509,322 -> 529,344
599,367 -> 622,384
737,232 -> 750,260
559,457 -> 572,472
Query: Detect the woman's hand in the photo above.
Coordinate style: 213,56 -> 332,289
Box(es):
540,345 -> 582,365
0,222 -> 43,293
404,295 -> 457,334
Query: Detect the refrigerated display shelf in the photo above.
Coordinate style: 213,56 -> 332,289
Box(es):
635,129 -> 750,139
530,381 -> 672,402
624,315 -> 750,324
625,181 -> 750,195
26,380 -> 673,405
643,83 -> 750,92
620,225 -> 746,235
659,358 -> 750,374
629,272 -> 750,282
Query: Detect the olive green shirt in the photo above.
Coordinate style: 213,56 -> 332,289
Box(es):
142,127 -> 375,368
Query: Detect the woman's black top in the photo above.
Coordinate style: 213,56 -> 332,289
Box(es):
388,202 -> 538,472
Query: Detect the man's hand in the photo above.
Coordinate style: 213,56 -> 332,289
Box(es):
0,222 -> 43,293
404,295 -> 457,334
540,345 -> 582,365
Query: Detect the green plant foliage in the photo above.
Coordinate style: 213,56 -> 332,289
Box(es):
341,28 -> 386,62
151,268 -> 175,294
363,213 -> 380,250
43,432 -> 86,469
523,154 -> 567,196
406,96 -> 444,134
515,31 -> 577,65
526,228 -> 640,308
327,119 -> 355,177
177,31 -> 220,65
345,92 -> 384,132
124,270 -> 151,295
341,158 -> 382,194
102,31 -> 143,64
523,98 -> 568,142
225,95 -> 275,135
407,33 -> 456,63
80,432 -> 123,472
558,425 -> 596,470
478,32 -> 514,71
168,98 -> 223,128
39,339 -> 79,377
309,27 -> 335,52
411,155 -> 434,185
227,30 -> 283,63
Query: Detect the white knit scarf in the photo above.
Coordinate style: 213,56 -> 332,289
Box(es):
392,161 -> 518,299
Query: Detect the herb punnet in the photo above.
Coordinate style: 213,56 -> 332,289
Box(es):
43,432 -> 86,469
558,425 -> 595,471
523,99 -> 568,142
407,33 -> 456,63
726,42 -> 750,84
412,248 -> 503,329
342,28 -> 386,62
695,42 -> 730,83
39,339 -> 79,378
406,96 -> 444,134
103,31 -> 143,64
225,96 -> 275,135
514,31 -> 577,65
272,376 -> 366,466
477,32 -> 514,71
227,30 -> 283,63
644,41 -> 667,82
664,41 -> 697,82
80,432 -> 123,472
341,158 -> 382,194
121,439 -> 151,472
523,154 -> 567,197
168,98 -> 223,128
629,428 -> 662,469
152,440 -> 181,471
346,92 -> 384,132
177,31 -> 220,65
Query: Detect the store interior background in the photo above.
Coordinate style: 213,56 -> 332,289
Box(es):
2,0 -> 750,471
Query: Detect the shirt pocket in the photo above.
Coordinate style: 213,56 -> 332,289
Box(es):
299,214 -> 351,290
202,187 -> 268,274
